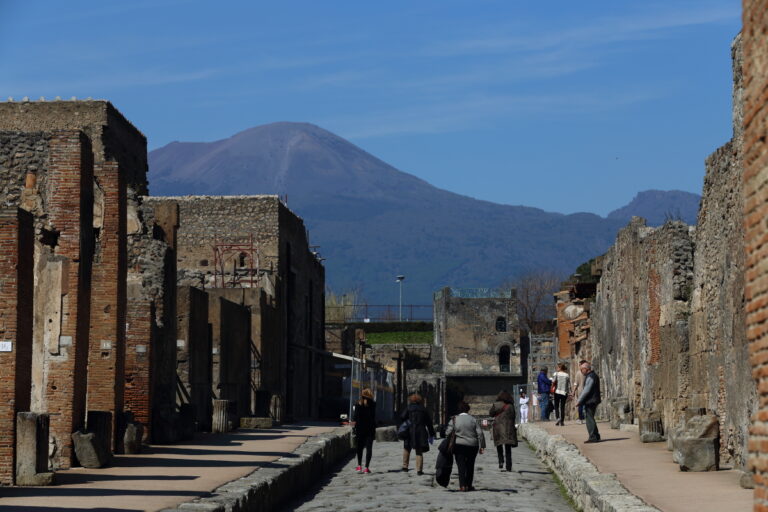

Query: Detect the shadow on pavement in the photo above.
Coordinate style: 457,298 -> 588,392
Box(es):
0,508 -> 141,512
53,473 -> 200,485
0,487 -> 208,498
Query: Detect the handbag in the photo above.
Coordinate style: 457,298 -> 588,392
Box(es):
397,419 -> 411,441
438,416 -> 457,455
550,374 -> 557,394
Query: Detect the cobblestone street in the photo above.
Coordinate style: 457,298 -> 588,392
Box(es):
286,439 -> 575,512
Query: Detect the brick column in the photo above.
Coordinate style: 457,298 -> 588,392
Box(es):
743,1 -> 768,509
124,298 -> 154,440
0,208 -> 34,485
87,160 -> 127,452
45,131 -> 94,469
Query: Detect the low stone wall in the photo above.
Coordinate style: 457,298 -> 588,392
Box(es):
161,427 -> 353,512
519,424 -> 660,512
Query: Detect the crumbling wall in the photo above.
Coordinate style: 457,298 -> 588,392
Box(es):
591,220 -> 694,428
176,286 -> 211,431
588,36 -> 754,469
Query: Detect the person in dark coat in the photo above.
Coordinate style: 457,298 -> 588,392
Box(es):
445,401 -> 485,491
352,388 -> 376,473
576,361 -> 602,443
400,393 -> 435,475
489,390 -> 517,471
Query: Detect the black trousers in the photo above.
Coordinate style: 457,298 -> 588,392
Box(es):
554,394 -> 567,423
584,403 -> 601,441
356,433 -> 374,467
454,444 -> 479,489
496,444 -> 512,470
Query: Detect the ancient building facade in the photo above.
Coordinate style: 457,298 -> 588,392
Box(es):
742,0 -> 768,508
0,100 -> 178,469
434,287 -> 523,416
144,195 -> 325,421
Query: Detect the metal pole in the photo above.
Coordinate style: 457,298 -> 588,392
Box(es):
399,280 -> 402,321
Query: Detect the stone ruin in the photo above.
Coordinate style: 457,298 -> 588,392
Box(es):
0,100 -> 325,486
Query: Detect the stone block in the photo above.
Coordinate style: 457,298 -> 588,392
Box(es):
72,431 -> 111,468
15,412 -> 54,486
86,411 -> 112,459
375,425 -> 398,442
638,409 -> 664,442
240,417 -> 274,429
739,470 -> 756,489
673,436 -> 718,471
684,414 -> 719,438
123,422 -> 144,454
212,400 -> 232,433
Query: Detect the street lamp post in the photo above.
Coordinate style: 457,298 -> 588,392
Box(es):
396,275 -> 405,321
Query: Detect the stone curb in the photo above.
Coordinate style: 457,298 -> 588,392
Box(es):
159,427 -> 353,512
519,424 -> 661,512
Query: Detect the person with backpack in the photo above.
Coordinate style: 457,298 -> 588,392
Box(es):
399,393 -> 435,475
552,363 -> 571,426
489,390 -> 517,471
352,388 -> 376,473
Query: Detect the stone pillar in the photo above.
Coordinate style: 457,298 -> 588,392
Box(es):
16,412 -> 53,485
212,400 -> 230,433
176,286 -> 211,431
0,208 -> 34,485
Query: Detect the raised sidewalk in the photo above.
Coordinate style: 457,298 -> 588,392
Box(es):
0,422 -> 349,512
523,420 -> 752,512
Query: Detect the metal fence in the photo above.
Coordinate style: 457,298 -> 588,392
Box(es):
325,304 -> 433,322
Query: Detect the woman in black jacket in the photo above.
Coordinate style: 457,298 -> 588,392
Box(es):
352,388 -> 376,473
400,393 -> 435,475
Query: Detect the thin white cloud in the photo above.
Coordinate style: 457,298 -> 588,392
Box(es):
327,89 -> 661,139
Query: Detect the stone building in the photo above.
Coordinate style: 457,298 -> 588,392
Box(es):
144,195 -> 325,421
434,287 -> 524,417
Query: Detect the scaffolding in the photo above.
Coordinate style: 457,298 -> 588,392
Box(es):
212,234 -> 260,288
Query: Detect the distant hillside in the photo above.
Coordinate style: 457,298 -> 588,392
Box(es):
149,122 -> 693,304
608,190 -> 700,226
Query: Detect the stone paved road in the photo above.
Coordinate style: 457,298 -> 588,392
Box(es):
286,439 -> 575,512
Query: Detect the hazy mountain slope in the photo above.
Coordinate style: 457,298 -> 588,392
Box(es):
607,189 -> 700,226
149,123 -> 692,304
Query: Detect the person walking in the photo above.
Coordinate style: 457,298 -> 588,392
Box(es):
576,361 -> 602,443
537,367 -> 552,421
445,401 -> 485,491
489,391 -> 517,471
400,393 -> 435,475
519,389 -> 530,424
552,363 -> 571,426
352,388 -> 376,473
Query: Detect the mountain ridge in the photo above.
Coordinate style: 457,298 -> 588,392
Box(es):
149,122 -> 700,303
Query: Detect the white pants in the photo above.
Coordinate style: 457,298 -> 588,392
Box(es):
520,406 -> 528,423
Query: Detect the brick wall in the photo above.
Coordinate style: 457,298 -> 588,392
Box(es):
45,131 -> 94,468
742,0 -> 768,508
87,160 -> 127,451
0,208 -> 34,485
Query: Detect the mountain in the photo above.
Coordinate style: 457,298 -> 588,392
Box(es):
148,122 -> 694,304
607,190 -> 700,226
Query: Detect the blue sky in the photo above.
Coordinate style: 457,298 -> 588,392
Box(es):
0,1 -> 741,215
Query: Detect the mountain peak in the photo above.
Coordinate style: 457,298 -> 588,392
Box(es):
607,189 -> 700,226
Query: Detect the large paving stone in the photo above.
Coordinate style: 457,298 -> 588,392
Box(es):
375,426 -> 397,442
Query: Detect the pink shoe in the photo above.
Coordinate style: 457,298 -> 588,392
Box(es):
355,466 -> 362,473
363,468 -> 371,473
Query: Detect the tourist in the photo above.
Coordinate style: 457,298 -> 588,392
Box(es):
445,401 -> 485,491
537,367 -> 552,420
352,388 -> 376,473
576,361 -> 602,443
552,363 -> 571,426
572,359 -> 587,424
519,389 -> 530,423
400,393 -> 435,475
489,390 -> 517,471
